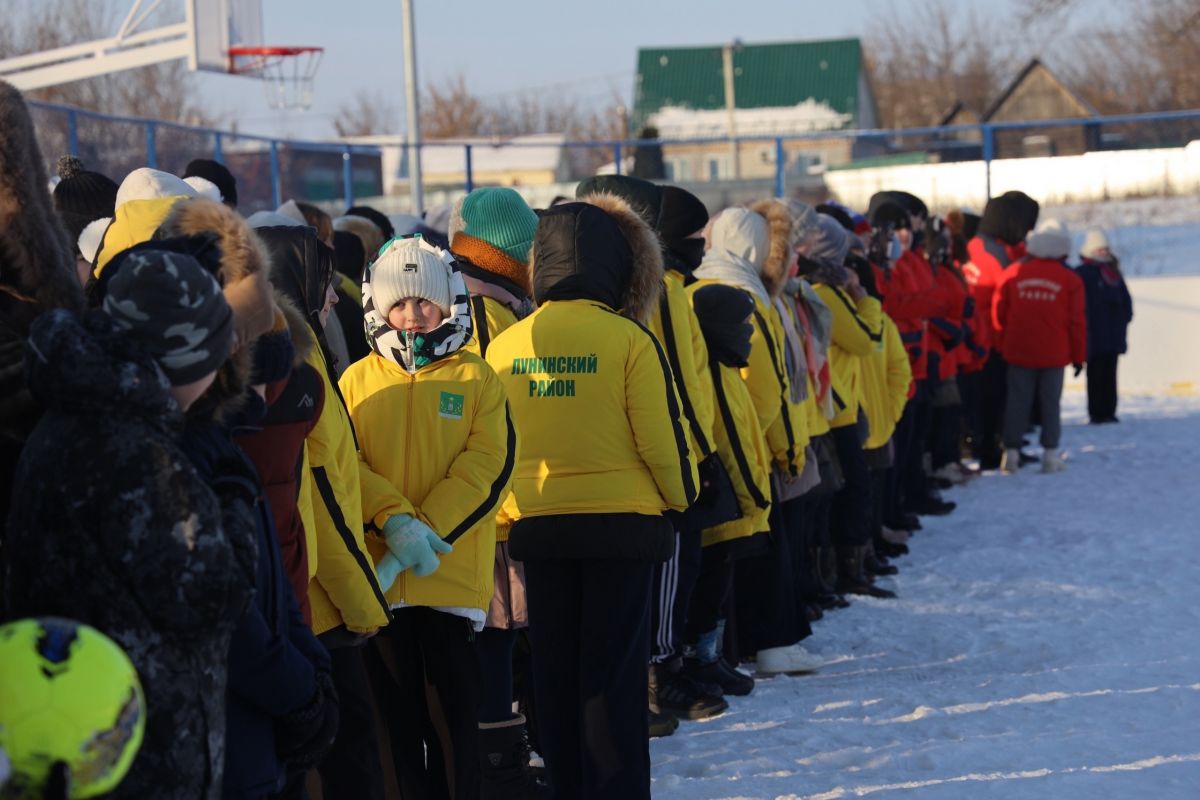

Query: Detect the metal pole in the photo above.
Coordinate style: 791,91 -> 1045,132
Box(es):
401,0 -> 424,214
464,144 -> 474,194
774,138 -> 786,198
67,110 -> 78,156
722,41 -> 740,180
342,150 -> 355,207
982,124 -> 995,200
614,142 -> 623,176
213,132 -> 223,163
145,122 -> 157,168
269,140 -> 282,209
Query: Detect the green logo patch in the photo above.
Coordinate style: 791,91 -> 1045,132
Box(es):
438,391 -> 465,420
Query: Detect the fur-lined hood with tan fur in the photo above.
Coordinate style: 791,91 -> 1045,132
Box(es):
748,199 -> 798,298
0,81 -> 82,337
155,198 -> 274,421
542,191 -> 663,325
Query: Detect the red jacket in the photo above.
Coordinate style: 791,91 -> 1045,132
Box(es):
992,257 -> 1087,369
236,363 -> 325,624
926,263 -> 968,381
963,235 -> 1024,352
876,250 -> 957,382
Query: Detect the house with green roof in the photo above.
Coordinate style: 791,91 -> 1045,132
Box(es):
633,38 -> 879,182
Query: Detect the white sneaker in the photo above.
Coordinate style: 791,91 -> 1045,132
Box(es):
1000,448 -> 1021,474
756,645 -> 823,675
1042,449 -> 1066,474
933,463 -> 969,485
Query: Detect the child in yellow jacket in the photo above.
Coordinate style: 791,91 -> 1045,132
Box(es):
340,235 -> 517,797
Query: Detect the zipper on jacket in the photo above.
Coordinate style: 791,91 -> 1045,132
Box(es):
402,376 -> 415,499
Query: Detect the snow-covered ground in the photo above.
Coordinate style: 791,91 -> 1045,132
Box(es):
1042,196 -> 1200,277
651,391 -> 1200,799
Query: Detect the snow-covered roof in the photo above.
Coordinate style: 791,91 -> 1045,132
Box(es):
650,100 -> 853,139
419,133 -> 567,175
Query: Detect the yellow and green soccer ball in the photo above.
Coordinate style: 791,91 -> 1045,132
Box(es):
0,618 -> 144,799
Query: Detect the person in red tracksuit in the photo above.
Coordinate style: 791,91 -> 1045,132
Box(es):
867,202 -> 958,521
993,219 -> 1087,475
962,191 -> 1040,469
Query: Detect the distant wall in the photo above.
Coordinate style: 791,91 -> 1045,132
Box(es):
824,143 -> 1200,212
1074,276 -> 1200,396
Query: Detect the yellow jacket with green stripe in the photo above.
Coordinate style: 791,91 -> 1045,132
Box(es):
486,298 -> 699,519
813,284 -> 883,430
702,358 -> 773,547
339,349 -> 516,613
647,271 -> 716,462
862,313 -> 912,450
294,340 -> 392,635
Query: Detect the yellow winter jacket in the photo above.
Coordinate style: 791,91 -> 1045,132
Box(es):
340,350 -> 516,613
814,284 -> 883,430
462,294 -> 520,360
486,299 -> 699,519
296,340 -> 392,635
702,360 -> 773,548
862,314 -> 913,450
647,271 -> 716,460
742,292 -> 805,474
93,196 -> 189,276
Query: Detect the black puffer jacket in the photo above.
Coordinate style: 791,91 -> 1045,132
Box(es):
3,309 -> 253,800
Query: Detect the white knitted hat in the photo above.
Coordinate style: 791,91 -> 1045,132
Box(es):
1080,228 -> 1112,261
115,167 -> 196,208
371,238 -> 452,316
1026,218 -> 1071,260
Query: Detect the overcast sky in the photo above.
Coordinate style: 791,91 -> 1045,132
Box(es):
190,0 -> 1111,140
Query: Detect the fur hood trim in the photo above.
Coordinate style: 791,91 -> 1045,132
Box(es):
576,191 -> 664,325
0,81 -> 83,335
749,199 -> 795,298
156,197 -> 272,421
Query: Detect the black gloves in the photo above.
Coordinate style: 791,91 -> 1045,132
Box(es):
275,670 -> 339,772
1073,363 -> 1084,378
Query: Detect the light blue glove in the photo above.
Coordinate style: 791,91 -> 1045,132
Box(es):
381,514 -> 453,579
375,553 -> 403,592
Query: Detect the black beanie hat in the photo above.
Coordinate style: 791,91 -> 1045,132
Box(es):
575,175 -> 663,228
816,203 -> 856,233
102,248 -> 233,385
183,158 -> 238,208
692,283 -> 755,368
869,202 -> 912,231
345,205 -> 395,240
52,156 -> 118,247
333,229 -> 367,282
979,191 -> 1040,244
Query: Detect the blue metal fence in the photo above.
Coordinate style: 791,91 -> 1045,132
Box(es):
27,99 -> 1200,214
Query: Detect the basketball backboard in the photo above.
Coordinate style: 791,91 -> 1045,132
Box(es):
189,0 -> 264,74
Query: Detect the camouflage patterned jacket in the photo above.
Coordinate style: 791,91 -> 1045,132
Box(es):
3,309 -> 253,800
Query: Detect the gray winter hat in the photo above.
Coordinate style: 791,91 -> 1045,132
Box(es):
809,214 -> 851,269
102,248 -> 234,385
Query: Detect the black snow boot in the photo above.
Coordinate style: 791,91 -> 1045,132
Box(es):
479,714 -> 552,799
653,661 -> 728,720
837,546 -> 898,599
864,546 -> 898,576
648,665 -> 680,738
683,656 -> 755,697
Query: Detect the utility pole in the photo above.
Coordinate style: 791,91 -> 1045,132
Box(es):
402,0 -> 424,214
722,39 -> 741,180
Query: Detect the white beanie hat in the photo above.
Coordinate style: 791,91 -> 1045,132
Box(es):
115,167 -> 196,208
372,237 -> 453,317
1026,218 -> 1071,260
1080,228 -> 1112,261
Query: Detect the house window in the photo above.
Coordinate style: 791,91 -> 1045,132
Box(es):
1022,135 -> 1056,157
666,157 -> 691,182
706,155 -> 729,181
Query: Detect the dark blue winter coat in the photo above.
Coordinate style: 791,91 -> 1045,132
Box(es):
1075,258 -> 1133,357
180,414 -> 330,799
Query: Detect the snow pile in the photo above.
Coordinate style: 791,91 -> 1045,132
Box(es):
650,101 -> 853,139
1041,196 -> 1200,277
651,392 -> 1200,799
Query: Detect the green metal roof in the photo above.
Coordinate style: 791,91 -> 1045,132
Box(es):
634,38 -> 864,130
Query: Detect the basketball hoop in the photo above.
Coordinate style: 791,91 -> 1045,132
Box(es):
228,45 -> 324,111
